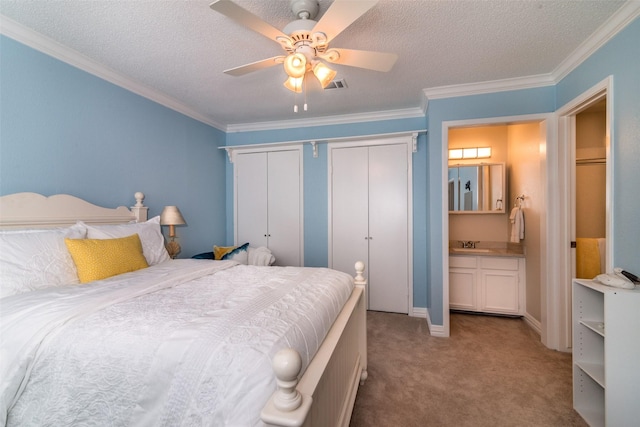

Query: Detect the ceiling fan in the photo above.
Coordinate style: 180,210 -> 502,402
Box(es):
209,0 -> 398,94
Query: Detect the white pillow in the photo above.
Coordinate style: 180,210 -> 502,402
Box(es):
84,216 -> 170,266
0,224 -> 87,298
248,246 -> 276,266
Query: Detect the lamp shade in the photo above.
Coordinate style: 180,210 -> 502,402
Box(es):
160,206 -> 186,226
312,62 -> 337,88
283,76 -> 304,93
284,53 -> 307,78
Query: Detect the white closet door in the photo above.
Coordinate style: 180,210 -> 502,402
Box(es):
331,146 -> 369,279
267,150 -> 301,266
369,144 -> 409,313
330,143 -> 409,314
236,152 -> 268,248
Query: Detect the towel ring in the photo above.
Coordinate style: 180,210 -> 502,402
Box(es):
515,194 -> 525,207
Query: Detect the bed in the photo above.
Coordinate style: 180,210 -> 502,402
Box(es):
0,192 -> 367,427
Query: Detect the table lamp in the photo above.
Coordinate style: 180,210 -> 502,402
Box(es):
160,205 -> 186,258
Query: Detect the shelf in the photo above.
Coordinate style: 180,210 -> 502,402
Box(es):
573,279 -> 640,426
575,361 -> 605,388
580,320 -> 605,337
573,363 -> 605,427
574,405 -> 605,427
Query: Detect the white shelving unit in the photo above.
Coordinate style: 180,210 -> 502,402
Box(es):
572,279 -> 640,426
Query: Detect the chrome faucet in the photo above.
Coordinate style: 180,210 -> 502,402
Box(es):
459,241 -> 479,249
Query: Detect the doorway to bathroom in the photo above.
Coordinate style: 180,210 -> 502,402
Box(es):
442,114 -> 551,340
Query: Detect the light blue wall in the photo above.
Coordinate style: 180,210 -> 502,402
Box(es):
423,17 -> 640,325
0,36 -> 227,258
2,16 -> 637,325
224,118 -> 429,307
556,18 -> 640,271
425,87 -> 556,324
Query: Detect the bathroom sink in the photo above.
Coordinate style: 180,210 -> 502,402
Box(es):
451,248 -> 493,253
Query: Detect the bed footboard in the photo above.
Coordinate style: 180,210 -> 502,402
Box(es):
261,262 -> 367,427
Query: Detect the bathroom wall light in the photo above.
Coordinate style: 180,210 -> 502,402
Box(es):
463,148 -> 478,158
477,147 -> 492,158
448,147 -> 491,159
448,149 -> 463,160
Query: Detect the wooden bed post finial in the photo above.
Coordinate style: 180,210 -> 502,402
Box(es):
134,192 -> 145,207
262,348 -> 312,426
354,261 -> 366,285
271,348 -> 303,412
131,192 -> 148,222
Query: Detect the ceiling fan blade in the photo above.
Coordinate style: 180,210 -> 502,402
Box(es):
224,56 -> 286,76
312,0 -> 378,43
324,48 -> 397,72
210,0 -> 288,42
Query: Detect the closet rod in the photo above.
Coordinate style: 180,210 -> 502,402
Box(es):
576,158 -> 606,165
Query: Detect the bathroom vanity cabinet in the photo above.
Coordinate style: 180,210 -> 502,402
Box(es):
572,279 -> 640,426
449,254 -> 525,316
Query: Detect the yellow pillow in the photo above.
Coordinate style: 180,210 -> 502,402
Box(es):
65,234 -> 149,283
213,244 -> 238,260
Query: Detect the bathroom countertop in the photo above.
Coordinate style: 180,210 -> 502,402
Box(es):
449,248 -> 525,258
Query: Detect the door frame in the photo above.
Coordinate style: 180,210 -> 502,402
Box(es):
441,113 -> 554,341
555,76 -> 613,351
327,135 -> 414,314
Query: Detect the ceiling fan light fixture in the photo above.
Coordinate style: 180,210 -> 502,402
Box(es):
284,53 -> 307,78
210,0 -> 397,102
283,76 -> 304,93
312,62 -> 337,88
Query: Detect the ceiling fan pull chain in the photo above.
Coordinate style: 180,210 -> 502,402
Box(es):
304,77 -> 308,111
293,76 -> 299,113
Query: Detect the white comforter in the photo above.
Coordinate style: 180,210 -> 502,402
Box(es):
0,260 -> 354,426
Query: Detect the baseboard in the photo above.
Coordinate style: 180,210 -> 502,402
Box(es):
411,307 -> 448,336
415,308 -> 542,338
422,308 -> 448,337
524,313 -> 542,336
410,307 -> 427,318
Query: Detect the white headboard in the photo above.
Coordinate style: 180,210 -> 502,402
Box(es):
0,192 -> 148,229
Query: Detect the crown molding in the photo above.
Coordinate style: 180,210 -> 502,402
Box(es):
3,2 -> 637,134
225,107 -> 425,133
422,3 -> 640,103
0,15 -> 425,134
552,1 -> 640,82
0,15 -> 225,131
422,74 -> 555,101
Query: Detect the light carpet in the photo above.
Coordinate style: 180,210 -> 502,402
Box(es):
350,311 -> 587,426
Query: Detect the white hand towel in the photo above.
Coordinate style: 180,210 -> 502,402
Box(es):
510,207 -> 525,242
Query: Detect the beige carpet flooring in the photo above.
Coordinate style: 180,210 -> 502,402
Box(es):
350,311 -> 588,427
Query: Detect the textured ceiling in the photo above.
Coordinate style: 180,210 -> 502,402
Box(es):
0,0 -> 628,129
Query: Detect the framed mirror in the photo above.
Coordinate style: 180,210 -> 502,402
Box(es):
448,163 -> 505,213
